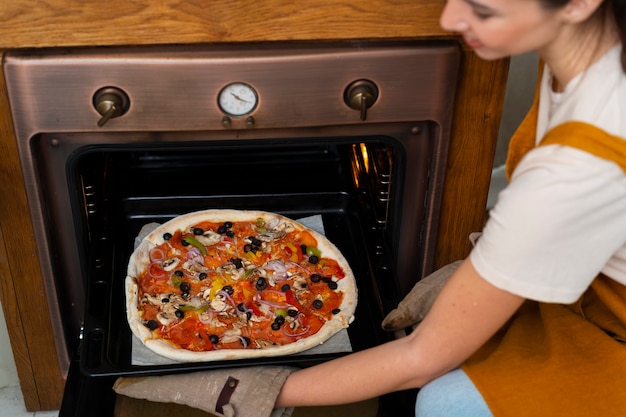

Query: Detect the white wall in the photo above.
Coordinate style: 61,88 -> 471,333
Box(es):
494,53 -> 539,166
0,300 -> 19,388
487,53 -> 539,209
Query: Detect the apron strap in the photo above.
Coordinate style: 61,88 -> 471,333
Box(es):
539,121 -> 626,174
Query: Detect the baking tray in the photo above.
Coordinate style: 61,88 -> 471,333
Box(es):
79,192 -> 400,378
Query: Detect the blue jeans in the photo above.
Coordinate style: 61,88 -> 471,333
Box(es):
415,368 -> 493,417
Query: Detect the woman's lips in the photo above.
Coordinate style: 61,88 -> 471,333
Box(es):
463,36 -> 484,49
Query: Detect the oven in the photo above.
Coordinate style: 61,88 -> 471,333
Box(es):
3,41 -> 460,416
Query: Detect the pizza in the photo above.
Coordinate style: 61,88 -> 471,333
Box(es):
125,209 -> 357,362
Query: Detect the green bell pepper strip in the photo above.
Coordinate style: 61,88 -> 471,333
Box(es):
183,235 -> 208,255
306,246 -> 321,258
171,274 -> 183,288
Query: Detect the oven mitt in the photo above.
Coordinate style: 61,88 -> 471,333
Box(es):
381,260 -> 462,331
113,365 -> 296,417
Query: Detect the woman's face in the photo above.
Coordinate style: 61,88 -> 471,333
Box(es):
440,0 -> 565,60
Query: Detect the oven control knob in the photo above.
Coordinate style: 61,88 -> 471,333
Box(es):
93,87 -> 130,127
344,80 -> 379,121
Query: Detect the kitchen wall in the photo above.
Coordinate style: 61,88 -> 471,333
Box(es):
0,303 -> 19,388
495,53 -> 539,166
0,52 -> 539,391
487,52 -> 539,209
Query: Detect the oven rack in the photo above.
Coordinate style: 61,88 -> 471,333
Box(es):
78,193 -> 400,379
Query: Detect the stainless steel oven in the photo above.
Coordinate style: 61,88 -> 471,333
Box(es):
3,41 -> 459,416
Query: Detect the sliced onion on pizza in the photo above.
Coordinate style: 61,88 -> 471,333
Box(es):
125,209 -> 357,362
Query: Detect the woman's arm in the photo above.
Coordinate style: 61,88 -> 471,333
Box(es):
275,258 -> 525,408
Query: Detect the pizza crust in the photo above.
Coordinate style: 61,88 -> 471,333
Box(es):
125,209 -> 357,362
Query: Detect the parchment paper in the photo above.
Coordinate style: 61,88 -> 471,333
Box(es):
130,214 -> 353,366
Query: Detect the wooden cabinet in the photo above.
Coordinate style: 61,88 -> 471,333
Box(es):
0,0 -> 509,410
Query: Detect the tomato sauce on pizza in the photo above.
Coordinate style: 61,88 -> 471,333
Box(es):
126,210 -> 357,361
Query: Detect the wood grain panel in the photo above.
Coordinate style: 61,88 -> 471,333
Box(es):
0,52 -> 65,410
0,0 -> 447,48
0,224 -> 39,410
434,53 -> 510,268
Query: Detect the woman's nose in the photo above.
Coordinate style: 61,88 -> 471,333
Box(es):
439,0 -> 468,33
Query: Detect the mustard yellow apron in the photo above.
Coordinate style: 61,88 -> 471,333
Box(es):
461,102 -> 626,416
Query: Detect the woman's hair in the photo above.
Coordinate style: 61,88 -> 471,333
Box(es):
613,0 -> 626,70
539,0 -> 626,72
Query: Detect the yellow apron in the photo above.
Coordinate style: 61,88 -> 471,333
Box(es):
462,102 -> 626,416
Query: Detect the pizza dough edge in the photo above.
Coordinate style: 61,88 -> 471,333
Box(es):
126,209 -> 358,363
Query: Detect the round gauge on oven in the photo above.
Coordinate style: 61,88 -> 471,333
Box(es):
218,82 -> 258,117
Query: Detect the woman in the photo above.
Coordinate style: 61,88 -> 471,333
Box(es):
275,0 -> 626,414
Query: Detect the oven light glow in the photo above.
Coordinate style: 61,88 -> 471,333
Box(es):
360,143 -> 370,173
350,145 -> 361,188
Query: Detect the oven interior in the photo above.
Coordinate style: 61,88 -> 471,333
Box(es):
40,127 -> 434,416
37,125 -> 438,374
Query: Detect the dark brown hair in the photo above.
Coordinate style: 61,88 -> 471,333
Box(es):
612,0 -> 626,70
540,0 -> 626,71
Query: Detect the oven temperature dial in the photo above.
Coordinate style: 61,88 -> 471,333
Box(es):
93,87 -> 130,127
344,79 -> 379,121
218,82 -> 258,117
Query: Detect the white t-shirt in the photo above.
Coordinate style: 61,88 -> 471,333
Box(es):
470,45 -> 626,303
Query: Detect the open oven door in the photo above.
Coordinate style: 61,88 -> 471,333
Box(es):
60,355 -> 417,417
60,349 -> 117,417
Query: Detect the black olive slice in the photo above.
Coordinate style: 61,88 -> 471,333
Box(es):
179,281 -> 191,293
256,277 -> 267,291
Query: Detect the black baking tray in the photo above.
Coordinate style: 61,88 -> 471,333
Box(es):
78,191 -> 401,378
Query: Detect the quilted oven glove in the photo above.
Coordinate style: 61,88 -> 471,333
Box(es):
381,260 -> 462,331
113,365 -> 296,417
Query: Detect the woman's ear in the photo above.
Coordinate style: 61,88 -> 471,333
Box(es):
561,0 -> 605,23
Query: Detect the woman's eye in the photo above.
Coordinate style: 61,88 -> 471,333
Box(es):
472,8 -> 493,19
